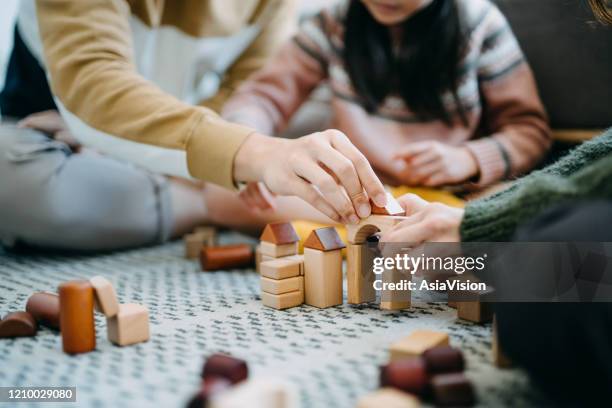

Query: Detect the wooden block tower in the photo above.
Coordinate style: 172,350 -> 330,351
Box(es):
257,222 -> 301,273
303,227 -> 345,308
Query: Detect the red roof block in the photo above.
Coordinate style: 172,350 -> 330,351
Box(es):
304,227 -> 345,251
260,222 -> 299,244
371,192 -> 405,216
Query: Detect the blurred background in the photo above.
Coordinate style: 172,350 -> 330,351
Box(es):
0,0 -> 19,90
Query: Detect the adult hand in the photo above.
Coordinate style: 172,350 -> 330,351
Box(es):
233,130 -> 387,223
18,110 -> 81,149
381,194 -> 464,243
394,141 -> 478,186
239,182 -> 277,212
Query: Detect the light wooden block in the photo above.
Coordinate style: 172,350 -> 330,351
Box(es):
90,276 -> 119,317
260,258 -> 302,280
184,233 -> 205,259
347,215 -> 406,244
357,388 -> 420,408
347,244 -> 376,304
284,255 -> 304,275
210,378 -> 299,408
195,226 -> 217,246
389,330 -> 449,361
255,246 -> 275,274
457,301 -> 493,323
261,290 -> 304,310
303,248 -> 343,308
107,303 -> 150,346
379,267 -> 411,310
260,276 -> 304,295
492,316 -> 512,368
259,241 -> 298,258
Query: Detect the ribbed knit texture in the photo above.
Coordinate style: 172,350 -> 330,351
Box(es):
461,128 -> 612,241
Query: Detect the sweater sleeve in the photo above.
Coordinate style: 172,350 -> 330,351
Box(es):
36,0 -> 255,189
221,13 -> 331,135
465,4 -> 551,186
461,128 -> 612,241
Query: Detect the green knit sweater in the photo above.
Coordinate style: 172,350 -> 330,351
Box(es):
461,128 -> 612,241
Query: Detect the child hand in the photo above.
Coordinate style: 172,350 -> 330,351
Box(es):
393,141 -> 479,186
239,182 -> 277,212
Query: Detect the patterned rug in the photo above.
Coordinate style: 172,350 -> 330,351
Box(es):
0,235 -> 549,408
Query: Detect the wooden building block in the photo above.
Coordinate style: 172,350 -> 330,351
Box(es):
380,358 -> 428,395
201,244 -> 254,271
195,226 -> 217,246
260,258 -> 302,280
259,241 -> 298,258
448,300 -> 457,308
59,280 -> 96,354
260,276 -> 304,295
347,244 -> 376,304
0,311 -> 37,338
210,378 -> 299,408
26,292 -> 60,330
371,192 -> 405,216
260,222 -> 299,245
90,276 -> 119,317
255,245 -> 262,273
284,255 -> 304,275
107,303 -> 150,346
303,227 -> 345,251
390,330 -> 450,361
303,248 -> 343,308
492,317 -> 512,368
380,267 -> 411,311
202,353 -> 248,384
261,291 -> 304,310
457,301 -> 493,323
423,346 -> 464,374
347,215 -> 406,244
357,388 -> 420,408
430,373 -> 475,406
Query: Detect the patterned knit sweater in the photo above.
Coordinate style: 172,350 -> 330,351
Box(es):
223,0 -> 551,187
461,128 -> 612,241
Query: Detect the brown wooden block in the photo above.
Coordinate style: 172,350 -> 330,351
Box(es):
347,215 -> 406,244
347,244 -> 376,304
200,244 -> 254,271
492,317 -> 512,368
90,276 -> 119,317
430,372 -> 476,406
357,388 -> 420,408
423,346 -> 464,374
380,357 -> 428,395
447,300 -> 457,308
259,241 -> 298,258
303,248 -> 343,308
187,376 -> 232,408
390,330 -> 450,361
260,258 -> 302,280
25,292 -> 60,330
107,303 -> 149,346
457,300 -> 494,324
371,192 -> 405,216
261,290 -> 304,310
304,227 -> 345,251
260,276 -> 304,295
59,280 -> 96,354
0,311 -> 37,338
260,222 -> 299,245
202,353 -> 248,384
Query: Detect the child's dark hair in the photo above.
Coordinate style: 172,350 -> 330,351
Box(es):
344,0 -> 468,126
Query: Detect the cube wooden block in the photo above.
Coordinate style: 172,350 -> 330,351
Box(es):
303,248 -> 343,308
380,268 -> 411,311
255,246 -> 274,274
457,300 -> 494,323
492,317 -> 512,368
357,388 -> 420,408
261,276 -> 304,295
90,276 -> 119,317
195,226 -> 217,246
259,241 -> 298,258
107,303 -> 150,346
261,291 -> 304,310
184,233 -> 205,259
260,258 -> 302,280
390,330 -> 450,361
347,244 -> 376,304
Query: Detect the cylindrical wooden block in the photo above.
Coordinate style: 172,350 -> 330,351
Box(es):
200,245 -> 254,271
423,346 -> 465,374
58,280 -> 96,354
380,357 -> 428,395
26,292 -> 60,330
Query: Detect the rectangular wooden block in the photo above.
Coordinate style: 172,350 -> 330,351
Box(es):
457,299 -> 494,323
261,290 -> 304,310
259,241 -> 298,258
357,388 -> 420,408
346,244 -> 376,304
255,246 -> 275,274
260,276 -> 304,295
379,268 -> 411,311
303,248 -> 343,308
90,276 -> 119,317
107,303 -> 150,346
284,255 -> 304,275
390,330 -> 450,361
492,316 -> 512,368
260,258 -> 302,280
184,233 -> 205,259
195,226 -> 217,246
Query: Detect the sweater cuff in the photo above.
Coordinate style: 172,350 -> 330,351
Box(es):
186,113 -> 255,190
465,138 -> 508,187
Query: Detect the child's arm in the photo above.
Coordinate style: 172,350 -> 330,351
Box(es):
222,16 -> 331,135
466,5 -> 551,187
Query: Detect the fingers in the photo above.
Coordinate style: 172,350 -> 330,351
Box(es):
422,172 -> 450,187
396,194 -> 430,214
291,176 -> 342,223
393,141 -> 434,159
403,161 -> 443,185
406,151 -> 439,168
381,219 -> 432,245
328,131 -> 387,207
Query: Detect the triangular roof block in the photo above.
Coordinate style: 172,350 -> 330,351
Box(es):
371,192 -> 405,216
304,227 -> 346,251
260,222 -> 299,244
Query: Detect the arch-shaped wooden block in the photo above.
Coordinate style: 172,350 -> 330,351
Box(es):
346,215 -> 407,244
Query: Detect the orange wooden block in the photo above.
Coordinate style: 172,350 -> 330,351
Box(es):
390,330 -> 450,361
303,227 -> 345,251
107,303 -> 150,346
260,222 -> 299,245
59,280 -> 96,354
261,276 -> 304,295
261,291 -> 304,310
371,192 -> 405,216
